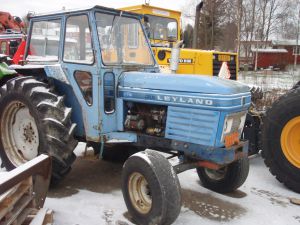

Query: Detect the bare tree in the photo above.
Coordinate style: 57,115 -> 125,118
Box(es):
181,0 -> 299,53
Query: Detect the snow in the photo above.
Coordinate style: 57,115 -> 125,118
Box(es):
272,40 -> 300,46
251,48 -> 288,53
2,144 -> 296,224
40,146 -> 300,225
45,190 -> 128,225
239,71 -> 300,90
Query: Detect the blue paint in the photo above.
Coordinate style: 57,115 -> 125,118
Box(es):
105,132 -> 137,143
171,140 -> 249,164
119,72 -> 250,95
166,107 -> 220,147
118,87 -> 251,111
23,6 -> 252,165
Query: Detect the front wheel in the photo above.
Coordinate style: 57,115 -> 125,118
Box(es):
122,150 -> 181,225
197,158 -> 249,193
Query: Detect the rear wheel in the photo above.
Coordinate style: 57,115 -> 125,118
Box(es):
197,158 -> 249,193
122,150 -> 181,225
0,77 -> 77,184
262,87 -> 300,193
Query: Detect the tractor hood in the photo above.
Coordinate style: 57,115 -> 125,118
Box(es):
119,72 -> 249,95
118,72 -> 251,111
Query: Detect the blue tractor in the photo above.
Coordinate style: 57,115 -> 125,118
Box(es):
0,6 -> 251,224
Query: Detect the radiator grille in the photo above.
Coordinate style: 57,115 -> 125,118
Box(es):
165,106 -> 220,146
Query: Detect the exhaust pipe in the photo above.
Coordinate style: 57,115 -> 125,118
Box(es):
170,40 -> 184,73
192,1 -> 204,49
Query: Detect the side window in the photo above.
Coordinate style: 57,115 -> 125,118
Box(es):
74,71 -> 93,105
103,73 -> 115,113
28,20 -> 61,61
0,42 -> 7,54
64,15 -> 94,64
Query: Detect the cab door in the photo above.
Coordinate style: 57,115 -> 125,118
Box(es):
61,13 -> 101,142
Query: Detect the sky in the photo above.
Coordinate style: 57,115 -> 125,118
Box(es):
0,0 -> 190,18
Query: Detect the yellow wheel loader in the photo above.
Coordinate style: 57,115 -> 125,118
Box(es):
120,3 -> 238,79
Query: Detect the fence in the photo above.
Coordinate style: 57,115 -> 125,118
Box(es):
238,70 -> 300,110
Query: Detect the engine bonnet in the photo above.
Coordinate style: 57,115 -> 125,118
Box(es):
118,72 -> 251,111
119,72 -> 249,95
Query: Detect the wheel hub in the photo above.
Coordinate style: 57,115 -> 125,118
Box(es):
23,123 -> 36,143
128,172 -> 152,214
281,116 -> 300,168
1,101 -> 39,166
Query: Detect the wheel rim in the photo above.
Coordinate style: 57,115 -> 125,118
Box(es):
128,172 -> 152,214
204,167 -> 227,181
281,116 -> 300,168
1,101 -> 39,167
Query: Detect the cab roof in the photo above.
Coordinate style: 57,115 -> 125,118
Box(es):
119,4 -> 181,21
119,4 -> 181,16
29,5 -> 142,19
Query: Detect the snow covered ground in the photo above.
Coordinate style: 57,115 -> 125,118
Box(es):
238,71 -> 300,90
36,143 -> 300,225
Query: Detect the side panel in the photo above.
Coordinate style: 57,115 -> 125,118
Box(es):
152,47 -> 238,78
44,64 -> 98,140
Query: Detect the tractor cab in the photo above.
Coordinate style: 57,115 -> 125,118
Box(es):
25,8 -> 155,66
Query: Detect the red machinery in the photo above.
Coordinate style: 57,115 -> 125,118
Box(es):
0,11 -> 25,61
0,11 -> 24,33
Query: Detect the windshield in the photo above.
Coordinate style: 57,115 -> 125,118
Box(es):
95,12 -> 154,66
144,15 -> 177,41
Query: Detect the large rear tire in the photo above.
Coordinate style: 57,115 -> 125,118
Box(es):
262,87 -> 300,193
197,158 -> 249,193
0,77 -> 77,184
122,150 -> 181,225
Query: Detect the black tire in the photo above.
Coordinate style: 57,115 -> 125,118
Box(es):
243,112 -> 262,155
262,87 -> 300,193
0,76 -> 77,184
197,158 -> 249,193
122,150 -> 181,225
0,75 -> 18,87
292,81 -> 300,89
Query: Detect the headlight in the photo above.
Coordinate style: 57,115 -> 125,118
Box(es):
221,111 -> 247,142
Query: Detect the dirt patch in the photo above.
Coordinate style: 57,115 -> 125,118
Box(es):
294,216 -> 300,223
223,190 -> 247,199
48,156 -> 123,198
182,189 -> 247,221
250,187 -> 290,207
